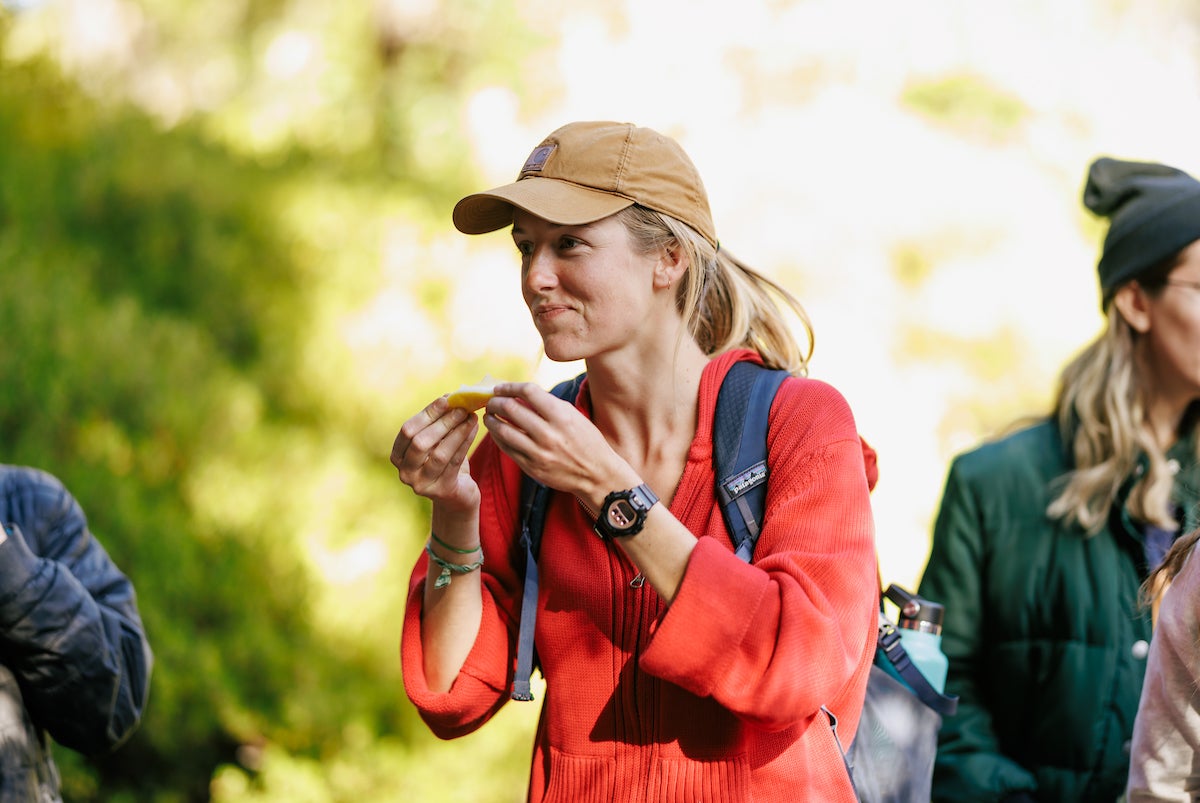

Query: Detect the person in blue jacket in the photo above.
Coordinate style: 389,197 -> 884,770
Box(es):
919,156 -> 1200,802
0,464 -> 152,801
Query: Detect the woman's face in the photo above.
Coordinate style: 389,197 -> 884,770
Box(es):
1140,239 -> 1200,404
511,209 -> 662,363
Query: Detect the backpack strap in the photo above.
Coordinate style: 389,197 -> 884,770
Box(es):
511,480 -> 551,701
713,361 -> 789,562
875,618 -> 958,717
511,373 -> 586,701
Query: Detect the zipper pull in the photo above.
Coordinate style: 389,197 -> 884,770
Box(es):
629,573 -> 645,589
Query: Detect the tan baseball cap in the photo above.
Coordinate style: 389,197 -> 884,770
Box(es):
452,121 -> 718,248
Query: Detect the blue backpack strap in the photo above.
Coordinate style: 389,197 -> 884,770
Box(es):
511,373 -> 586,701
511,479 -> 551,701
713,361 -> 789,563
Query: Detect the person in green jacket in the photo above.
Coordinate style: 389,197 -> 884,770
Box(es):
919,156 -> 1200,803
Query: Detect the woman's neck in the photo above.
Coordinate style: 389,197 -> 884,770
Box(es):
1144,393 -> 1189,451
583,343 -> 709,460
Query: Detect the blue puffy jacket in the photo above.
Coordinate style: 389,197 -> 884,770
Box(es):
0,464 -> 152,801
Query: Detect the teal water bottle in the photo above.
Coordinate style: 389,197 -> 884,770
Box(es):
884,584 -> 949,694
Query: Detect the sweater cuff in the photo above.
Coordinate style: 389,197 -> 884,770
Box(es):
400,576 -> 513,737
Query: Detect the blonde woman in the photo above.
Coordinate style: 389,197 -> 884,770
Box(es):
391,122 -> 879,802
918,156 -> 1200,803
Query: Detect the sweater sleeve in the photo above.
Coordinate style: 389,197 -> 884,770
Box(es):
0,468 -> 152,756
640,378 -> 878,733
400,436 -> 526,739
918,457 -> 1038,802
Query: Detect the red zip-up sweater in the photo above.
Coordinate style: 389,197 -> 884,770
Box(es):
401,350 -> 878,802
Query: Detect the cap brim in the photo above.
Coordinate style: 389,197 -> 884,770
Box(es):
452,178 -> 635,236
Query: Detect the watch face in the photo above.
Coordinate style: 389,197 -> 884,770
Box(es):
595,484 -> 658,540
607,499 -> 637,529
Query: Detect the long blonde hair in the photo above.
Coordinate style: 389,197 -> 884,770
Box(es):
617,205 -> 813,376
1047,253 -> 1200,534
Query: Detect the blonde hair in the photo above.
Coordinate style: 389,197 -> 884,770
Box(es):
1047,265 -> 1200,534
1046,307 -> 1161,532
616,205 -> 813,376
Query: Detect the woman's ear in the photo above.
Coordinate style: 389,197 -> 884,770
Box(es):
1112,281 -> 1152,334
654,244 -> 689,290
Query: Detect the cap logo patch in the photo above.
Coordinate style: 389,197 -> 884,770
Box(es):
520,144 -> 556,177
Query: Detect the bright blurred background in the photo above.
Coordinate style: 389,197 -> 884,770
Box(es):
2,0 -> 1199,800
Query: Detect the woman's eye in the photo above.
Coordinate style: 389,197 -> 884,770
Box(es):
559,237 -> 580,251
515,242 -> 533,256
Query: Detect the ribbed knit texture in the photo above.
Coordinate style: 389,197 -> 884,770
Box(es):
401,350 -> 878,801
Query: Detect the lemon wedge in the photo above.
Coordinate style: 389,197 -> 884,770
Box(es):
446,375 -> 501,411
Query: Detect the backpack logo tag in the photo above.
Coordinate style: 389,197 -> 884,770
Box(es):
722,462 -> 767,499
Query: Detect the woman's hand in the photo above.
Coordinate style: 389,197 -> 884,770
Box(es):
483,382 -> 631,501
394,396 -> 485,692
391,397 -> 481,513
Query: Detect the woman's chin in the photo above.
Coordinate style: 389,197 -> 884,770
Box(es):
539,337 -> 586,364
542,346 -> 584,363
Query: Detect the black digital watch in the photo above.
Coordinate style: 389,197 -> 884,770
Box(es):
594,483 -> 659,540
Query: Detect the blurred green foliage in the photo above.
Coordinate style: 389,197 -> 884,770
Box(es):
0,1 -> 545,800
902,72 -> 1029,142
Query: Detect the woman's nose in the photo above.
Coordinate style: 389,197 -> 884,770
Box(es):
524,248 -> 559,292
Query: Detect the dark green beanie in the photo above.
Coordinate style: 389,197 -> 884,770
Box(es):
1083,156 -> 1200,306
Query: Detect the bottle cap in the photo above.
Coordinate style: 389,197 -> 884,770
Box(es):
885,584 -> 945,634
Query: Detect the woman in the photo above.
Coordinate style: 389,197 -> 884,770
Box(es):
918,156 -> 1200,802
1126,526 -> 1200,802
391,121 -> 878,802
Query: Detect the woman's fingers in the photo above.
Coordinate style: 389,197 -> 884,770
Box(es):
483,384 -> 567,458
392,399 -> 447,468
484,382 -> 612,492
391,397 -> 479,498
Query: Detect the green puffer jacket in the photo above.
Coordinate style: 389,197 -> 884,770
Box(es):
919,420 -> 1200,803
